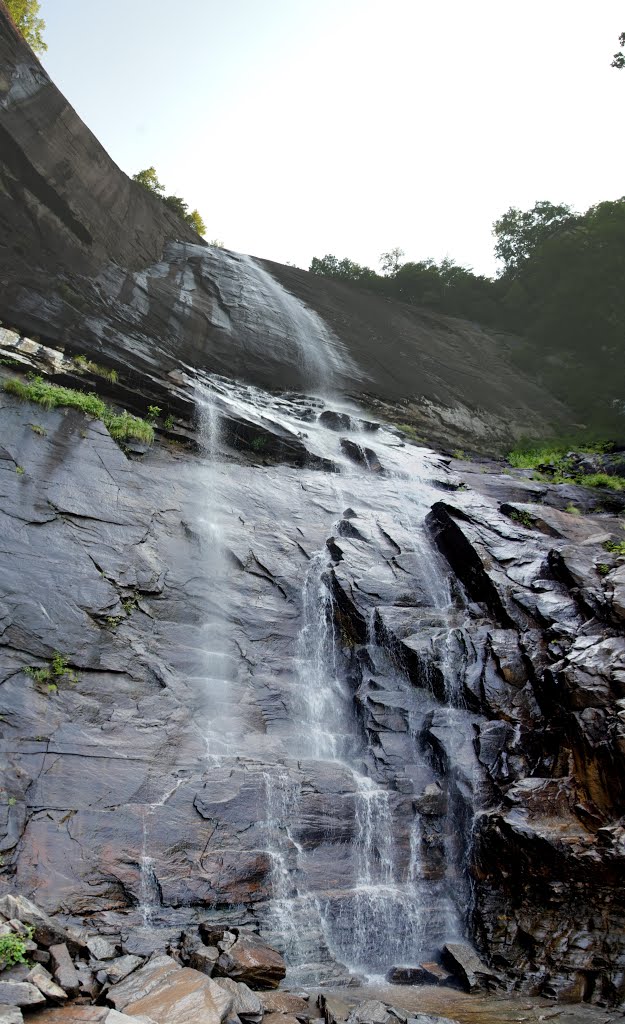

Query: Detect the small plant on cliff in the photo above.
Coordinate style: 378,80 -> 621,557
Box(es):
603,539 -> 625,556
0,928 -> 33,970
508,508 -> 534,529
4,377 -> 154,446
597,563 -> 611,576
72,354 -> 118,384
5,0 -> 46,55
392,422 -> 423,443
147,405 -> 161,423
25,652 -> 78,693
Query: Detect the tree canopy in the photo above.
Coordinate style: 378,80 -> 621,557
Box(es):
492,201 -> 579,273
5,0 -> 47,54
132,167 -> 206,236
611,31 -> 625,68
309,195 -> 625,435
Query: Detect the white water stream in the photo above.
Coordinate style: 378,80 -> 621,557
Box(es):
187,256 -> 471,982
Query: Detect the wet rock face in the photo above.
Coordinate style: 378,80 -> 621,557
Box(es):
0,363 -> 625,1003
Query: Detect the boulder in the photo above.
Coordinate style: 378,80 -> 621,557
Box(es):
215,932 -> 286,989
49,942 -> 81,997
319,410 -> 351,431
214,976 -> 264,1022
385,962 -> 454,986
106,955 -> 144,984
108,955 -> 232,1024
87,935 -> 120,960
346,1001 -> 392,1024
75,962 -> 101,999
0,1008 -> 23,1024
105,1012 -> 158,1024
27,963 -> 68,1001
0,982 -> 45,1007
340,439 -> 384,473
441,942 -> 500,992
317,993 -> 351,1024
261,992 -> 310,1015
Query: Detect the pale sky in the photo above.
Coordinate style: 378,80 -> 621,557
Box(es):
40,1 -> 624,276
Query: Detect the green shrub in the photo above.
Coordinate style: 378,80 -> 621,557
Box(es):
4,377 -> 154,446
508,446 -> 570,471
583,473 -> 625,492
0,929 -> 33,969
565,503 -> 581,515
106,410 -> 154,444
25,652 -> 78,692
508,508 -> 534,528
603,539 -> 625,556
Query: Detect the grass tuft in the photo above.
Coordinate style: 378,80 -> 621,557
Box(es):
72,354 -> 118,383
4,376 -> 154,446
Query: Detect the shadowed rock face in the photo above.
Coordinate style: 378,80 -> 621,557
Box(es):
0,5 -> 572,454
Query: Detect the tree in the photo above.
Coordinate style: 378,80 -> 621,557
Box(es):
309,254 -> 376,283
380,248 -> 405,276
493,200 -> 579,274
132,167 -> 165,196
189,210 -> 206,236
5,0 -> 47,54
132,168 -> 206,236
611,32 -> 625,68
162,194 -> 189,219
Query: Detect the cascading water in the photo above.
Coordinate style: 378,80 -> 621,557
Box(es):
195,388 -> 242,756
186,254 -> 477,984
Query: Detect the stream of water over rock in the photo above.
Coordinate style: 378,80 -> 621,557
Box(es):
185,257 -> 474,984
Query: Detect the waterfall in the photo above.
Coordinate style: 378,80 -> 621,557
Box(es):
195,388 -> 241,756
186,257 -> 477,984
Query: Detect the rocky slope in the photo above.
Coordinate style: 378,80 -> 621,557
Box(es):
0,322 -> 624,1007
1,1 -> 625,1013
